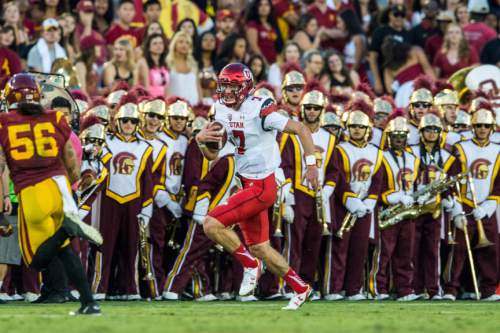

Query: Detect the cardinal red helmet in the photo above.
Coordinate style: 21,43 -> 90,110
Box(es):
217,63 -> 254,108
3,73 -> 41,107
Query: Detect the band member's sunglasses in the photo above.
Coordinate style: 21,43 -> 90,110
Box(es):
304,105 -> 322,111
120,118 -> 139,125
85,138 -> 105,145
423,126 -> 441,133
390,133 -> 407,139
412,102 -> 432,109
473,124 -> 492,129
349,124 -> 368,129
147,112 -> 165,120
452,124 -> 468,129
285,85 -> 304,93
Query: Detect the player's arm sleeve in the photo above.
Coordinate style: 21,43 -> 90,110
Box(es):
260,99 -> 288,131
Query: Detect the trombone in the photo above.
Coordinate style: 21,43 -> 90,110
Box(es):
138,217 -> 156,297
466,174 -> 494,248
316,186 -> 332,236
272,182 -> 286,238
336,186 -> 368,239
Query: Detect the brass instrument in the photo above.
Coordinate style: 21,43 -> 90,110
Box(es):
466,174 -> 494,248
453,180 -> 480,300
51,58 -> 80,89
138,217 -> 156,298
167,186 -> 185,250
316,187 -> 332,236
272,182 -> 286,238
448,65 -> 476,105
336,186 -> 368,239
378,173 -> 467,229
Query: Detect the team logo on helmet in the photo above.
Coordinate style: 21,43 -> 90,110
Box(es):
353,159 -> 373,182
170,152 -> 184,175
470,159 -> 490,180
397,168 -> 414,191
113,152 -> 137,175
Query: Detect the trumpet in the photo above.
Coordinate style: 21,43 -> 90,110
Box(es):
466,174 -> 494,248
138,217 -> 156,297
272,182 -> 286,238
316,187 -> 331,236
336,186 -> 368,239
167,186 -> 186,250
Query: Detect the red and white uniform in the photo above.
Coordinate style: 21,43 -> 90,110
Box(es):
209,96 -> 289,245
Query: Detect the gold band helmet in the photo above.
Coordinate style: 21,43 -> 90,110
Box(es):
454,110 -> 471,127
281,70 -> 305,103
300,90 -> 327,123
115,102 -> 140,134
419,112 -> 443,131
471,108 -> 496,135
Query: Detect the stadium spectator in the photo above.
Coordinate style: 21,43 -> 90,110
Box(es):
194,30 -> 217,100
0,26 -> 17,52
75,35 -> 104,96
57,13 -> 77,63
143,0 -> 162,25
215,9 -> 237,49
2,2 -> 29,49
27,18 -> 67,72
480,32 -> 500,66
245,0 -> 283,64
424,10 -> 455,63
409,0 -> 440,48
463,0 -> 497,52
455,3 -> 470,26
308,0 -> 345,50
159,0 -> 213,39
320,49 -> 359,95
214,32 -> 247,72
42,0 -> 67,19
134,33 -> 169,97
103,37 -> 135,88
293,13 -> 324,53
352,0 -> 380,36
303,49 -> 324,82
167,30 -> 201,105
369,4 -> 411,95
105,0 -> 142,48
247,54 -> 267,84
176,18 -> 199,45
0,26 -> 22,89
273,0 -> 300,41
338,9 -> 367,80
267,41 -> 301,90
382,38 -> 435,107
433,23 -> 479,79
94,0 -> 113,35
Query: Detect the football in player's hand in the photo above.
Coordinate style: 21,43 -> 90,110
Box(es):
205,121 -> 227,151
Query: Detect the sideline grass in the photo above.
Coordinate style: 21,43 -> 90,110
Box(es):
1,301 -> 499,333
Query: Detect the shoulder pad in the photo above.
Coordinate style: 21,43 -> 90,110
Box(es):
259,98 -> 278,118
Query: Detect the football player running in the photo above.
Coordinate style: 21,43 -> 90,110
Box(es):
196,63 -> 319,310
0,74 -> 102,315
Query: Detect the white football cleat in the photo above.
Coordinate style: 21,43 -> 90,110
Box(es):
441,294 -> 456,301
375,293 -> 390,301
346,293 -> 366,301
196,294 -> 218,302
324,293 -> 344,301
238,260 -> 263,296
397,293 -> 420,302
23,292 -> 40,303
282,286 -> 312,310
481,294 -> 500,302
162,291 -> 180,300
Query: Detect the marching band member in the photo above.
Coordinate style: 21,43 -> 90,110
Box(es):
92,95 -> 154,301
280,84 -> 336,300
443,106 -> 500,301
433,86 -> 462,147
371,115 -> 420,301
324,99 -> 383,301
452,110 -> 473,141
370,96 -> 394,149
407,76 -> 434,145
279,66 -> 306,121
410,112 -> 456,300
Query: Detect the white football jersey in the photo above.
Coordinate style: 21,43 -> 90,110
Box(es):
214,96 -> 288,179
157,129 -> 188,195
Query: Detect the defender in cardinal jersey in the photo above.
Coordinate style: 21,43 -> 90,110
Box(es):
196,63 -> 320,310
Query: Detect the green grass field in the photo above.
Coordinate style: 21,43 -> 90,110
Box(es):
1,301 -> 499,333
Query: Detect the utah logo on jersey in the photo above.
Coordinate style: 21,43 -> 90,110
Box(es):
353,159 -> 373,182
113,152 -> 137,175
470,159 -> 491,179
397,168 -> 414,191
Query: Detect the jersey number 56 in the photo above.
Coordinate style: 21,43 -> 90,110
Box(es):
8,122 -> 58,160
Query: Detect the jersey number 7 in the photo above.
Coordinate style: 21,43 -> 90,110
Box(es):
232,130 -> 245,154
8,122 -> 58,160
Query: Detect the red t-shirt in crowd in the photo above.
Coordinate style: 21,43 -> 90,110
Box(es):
0,47 -> 22,89
105,23 -> 142,47
424,34 -> 443,64
247,21 -> 279,64
463,22 -> 497,53
432,48 -> 479,79
307,3 -> 345,51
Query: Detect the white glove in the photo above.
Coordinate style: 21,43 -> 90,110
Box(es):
283,205 -> 295,223
345,197 -> 368,218
400,194 -> 414,208
417,193 -> 431,205
472,206 -> 487,220
363,198 -> 377,214
450,201 -> 464,219
479,200 -> 497,219
193,198 -> 209,225
441,197 -> 455,212
137,213 -> 150,227
166,200 -> 183,219
156,189 -> 183,218
284,186 -> 295,206
386,191 -> 403,205
453,214 -> 467,231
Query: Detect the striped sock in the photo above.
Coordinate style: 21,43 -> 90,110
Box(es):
283,268 -> 308,294
232,244 -> 258,268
